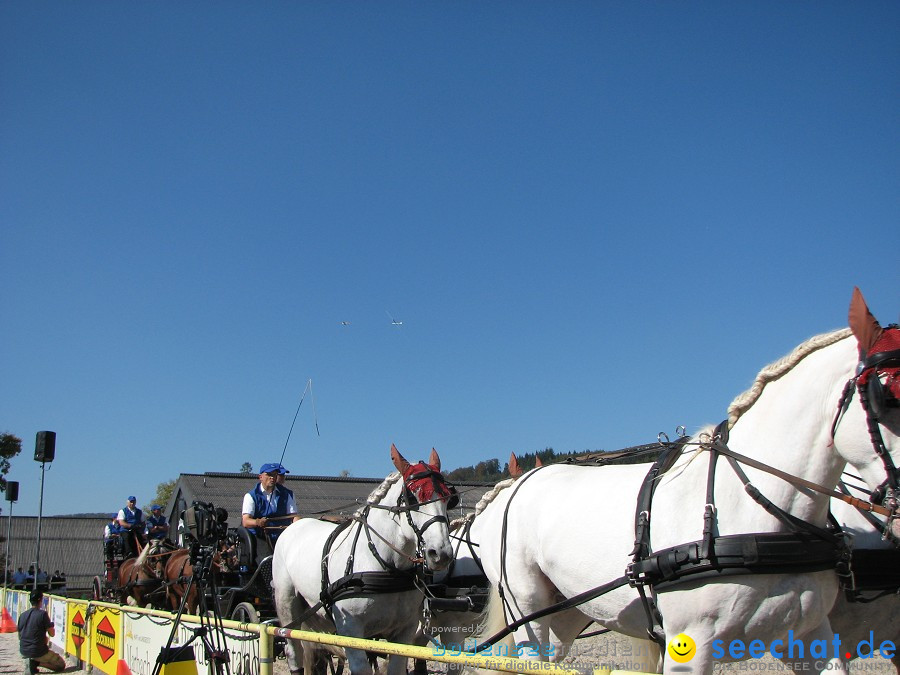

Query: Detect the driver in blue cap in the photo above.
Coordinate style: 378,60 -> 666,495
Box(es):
145,504 -> 170,560
117,496 -> 145,558
241,462 -> 299,553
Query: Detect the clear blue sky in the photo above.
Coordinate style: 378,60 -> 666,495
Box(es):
2,2 -> 897,517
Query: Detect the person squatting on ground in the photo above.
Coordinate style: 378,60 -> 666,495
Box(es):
241,462 -> 299,555
17,589 -> 67,673
117,495 -> 145,558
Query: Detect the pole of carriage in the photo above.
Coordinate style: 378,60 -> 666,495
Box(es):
3,482 -> 18,589
33,431 -> 56,591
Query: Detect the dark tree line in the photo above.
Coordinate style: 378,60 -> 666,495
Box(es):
444,445 -> 661,483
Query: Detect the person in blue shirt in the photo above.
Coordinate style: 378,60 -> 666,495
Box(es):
117,496 -> 145,558
145,505 -> 169,541
145,504 -> 170,561
104,514 -> 125,558
241,462 -> 299,553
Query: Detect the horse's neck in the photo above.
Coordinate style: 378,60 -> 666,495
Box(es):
727,339 -> 853,499
659,338 -> 853,535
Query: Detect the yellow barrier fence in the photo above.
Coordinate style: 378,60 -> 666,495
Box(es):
2,587 -> 652,675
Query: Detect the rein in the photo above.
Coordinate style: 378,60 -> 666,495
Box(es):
704,434 -> 893,517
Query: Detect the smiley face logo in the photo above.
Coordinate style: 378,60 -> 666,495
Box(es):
667,633 -> 696,663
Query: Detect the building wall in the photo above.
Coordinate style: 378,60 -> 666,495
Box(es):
2,515 -> 108,596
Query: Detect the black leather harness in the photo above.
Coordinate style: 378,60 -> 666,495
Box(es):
628,422 -> 849,592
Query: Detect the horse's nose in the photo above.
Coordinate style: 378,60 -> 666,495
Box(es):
425,546 -> 452,572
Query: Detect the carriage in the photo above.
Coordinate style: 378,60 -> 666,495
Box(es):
204,523 -> 280,624
92,533 -> 130,603
90,502 -> 278,626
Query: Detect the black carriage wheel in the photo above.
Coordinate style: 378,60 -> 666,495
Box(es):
231,601 -> 259,624
92,576 -> 102,601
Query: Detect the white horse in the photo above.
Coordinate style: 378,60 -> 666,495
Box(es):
828,493 -> 900,673
470,288 -> 899,675
273,445 -> 456,675
424,455 -> 662,673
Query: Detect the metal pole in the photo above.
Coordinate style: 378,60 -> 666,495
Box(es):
34,461 -> 46,591
3,500 -> 11,589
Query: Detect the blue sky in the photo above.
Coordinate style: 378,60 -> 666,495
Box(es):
2,2 -> 897,517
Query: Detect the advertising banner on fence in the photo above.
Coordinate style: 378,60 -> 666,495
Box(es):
123,611 -> 176,675
91,605 -> 122,675
4,588 -> 29,622
123,612 -> 260,675
49,596 -> 67,653
66,602 -> 89,663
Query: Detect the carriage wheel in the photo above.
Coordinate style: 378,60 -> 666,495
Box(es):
92,576 -> 103,601
231,602 -> 259,624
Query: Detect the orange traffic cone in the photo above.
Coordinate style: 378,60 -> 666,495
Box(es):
117,659 -> 134,675
0,607 -> 17,632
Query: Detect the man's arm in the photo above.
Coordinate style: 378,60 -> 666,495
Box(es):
241,493 -> 265,529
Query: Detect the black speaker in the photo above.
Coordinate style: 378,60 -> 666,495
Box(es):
5,481 -> 18,502
35,431 -> 56,463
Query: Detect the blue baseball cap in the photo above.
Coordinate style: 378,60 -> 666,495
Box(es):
151,504 -> 161,511
277,464 -> 289,475
259,462 -> 280,474
127,496 -> 136,502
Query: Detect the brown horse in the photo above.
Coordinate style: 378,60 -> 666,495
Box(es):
163,548 -> 199,614
118,552 -> 162,608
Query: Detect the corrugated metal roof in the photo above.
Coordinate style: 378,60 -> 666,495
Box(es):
167,472 -> 495,529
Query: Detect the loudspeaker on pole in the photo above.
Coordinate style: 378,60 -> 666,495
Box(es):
5,481 -> 18,502
34,431 -> 56,463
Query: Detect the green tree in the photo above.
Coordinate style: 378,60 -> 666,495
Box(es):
240,462 -> 253,474
0,432 -> 23,497
153,479 -> 177,510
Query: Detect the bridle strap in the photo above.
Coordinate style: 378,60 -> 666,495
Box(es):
707,438 -> 892,517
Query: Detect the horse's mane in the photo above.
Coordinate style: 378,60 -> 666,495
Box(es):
474,478 -> 517,515
135,543 -> 150,567
726,327 -> 851,428
364,472 -> 401,508
448,477 -> 518,530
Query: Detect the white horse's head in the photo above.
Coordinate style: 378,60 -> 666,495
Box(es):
389,444 -> 455,571
835,287 -> 900,538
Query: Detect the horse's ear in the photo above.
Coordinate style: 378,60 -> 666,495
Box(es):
429,447 -> 441,471
509,453 -> 522,478
391,444 -> 411,474
535,456 -> 544,468
849,287 -> 883,353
